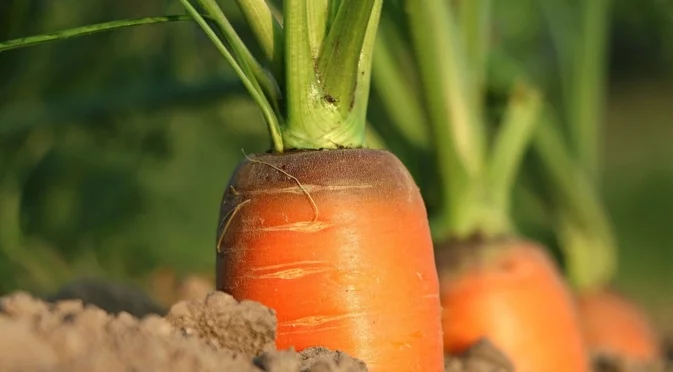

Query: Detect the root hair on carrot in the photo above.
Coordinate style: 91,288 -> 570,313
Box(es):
216,199 -> 251,254
242,149 -> 319,223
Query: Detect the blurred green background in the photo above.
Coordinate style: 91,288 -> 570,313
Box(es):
1,0 -> 672,329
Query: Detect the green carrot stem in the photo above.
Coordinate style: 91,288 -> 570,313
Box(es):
532,108 -> 617,291
567,0 -> 612,183
0,15 -> 196,53
281,0 -> 382,150
316,0 -> 376,114
459,0 -> 492,115
182,0 -> 284,152
488,82 -> 542,228
371,16 -> 429,150
233,0 -> 286,84
405,0 -> 519,241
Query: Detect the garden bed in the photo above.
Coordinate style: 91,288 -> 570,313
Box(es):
0,278 -> 668,372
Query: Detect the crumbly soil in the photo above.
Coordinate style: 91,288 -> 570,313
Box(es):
444,339 -> 514,372
0,289 -> 369,372
2,277 -> 667,371
591,352 -> 666,372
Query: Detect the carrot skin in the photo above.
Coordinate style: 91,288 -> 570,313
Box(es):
216,149 -> 444,372
437,239 -> 590,372
577,289 -> 661,364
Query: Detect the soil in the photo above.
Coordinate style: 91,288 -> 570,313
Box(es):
0,289 -> 368,372
1,277 -> 668,371
444,339 -> 514,372
591,353 -> 665,372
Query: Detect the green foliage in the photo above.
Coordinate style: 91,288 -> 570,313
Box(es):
0,0 -> 671,322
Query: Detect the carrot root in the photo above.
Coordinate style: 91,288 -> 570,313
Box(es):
216,148 -> 444,372
436,238 -> 590,372
577,288 -> 661,365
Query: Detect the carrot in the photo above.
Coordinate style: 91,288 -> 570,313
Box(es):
436,239 -> 588,371
178,1 -> 444,371
368,2 -> 590,371
577,289 -> 660,363
216,149 -> 442,370
521,0 -> 662,367
0,3 -> 444,370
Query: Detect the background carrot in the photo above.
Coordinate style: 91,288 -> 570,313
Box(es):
368,1 -> 589,371
508,0 -> 663,367
177,1 -> 444,371
577,289 -> 660,363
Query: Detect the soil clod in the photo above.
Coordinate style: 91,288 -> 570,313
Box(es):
592,352 -> 665,372
0,287 -> 372,372
444,338 -> 514,372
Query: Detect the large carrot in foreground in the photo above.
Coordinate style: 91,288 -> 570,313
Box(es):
177,1 -> 444,371
369,2 -> 589,371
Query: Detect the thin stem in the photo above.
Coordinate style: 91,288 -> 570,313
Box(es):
306,0 -> 330,56
234,0 -> 286,84
197,0 -> 284,126
568,0 -> 612,182
181,0 -> 284,152
459,0 -> 492,115
405,0 -> 485,240
489,82 -> 542,225
371,17 -> 429,149
532,108 -> 617,291
0,15 -> 195,53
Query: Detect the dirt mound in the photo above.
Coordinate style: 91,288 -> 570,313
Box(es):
0,290 -> 366,372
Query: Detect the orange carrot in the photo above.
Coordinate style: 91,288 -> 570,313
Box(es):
176,0 -> 444,369
577,289 -> 661,364
436,238 -> 590,372
216,149 -> 443,371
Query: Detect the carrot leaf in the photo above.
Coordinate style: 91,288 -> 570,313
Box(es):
306,1 -> 330,57
371,16 -> 429,150
0,15 -> 194,53
233,0 -> 285,85
404,0 -> 489,240
180,0 -> 284,152
532,109 -> 616,291
196,0 -> 283,121
567,0 -> 612,182
459,0 -> 492,113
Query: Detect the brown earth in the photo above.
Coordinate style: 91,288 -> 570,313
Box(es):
1,277 -> 666,371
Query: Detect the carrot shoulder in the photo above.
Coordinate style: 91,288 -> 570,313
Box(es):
216,148 -> 443,372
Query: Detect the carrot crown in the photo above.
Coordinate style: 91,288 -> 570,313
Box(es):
180,0 -> 383,153
371,0 -> 542,242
